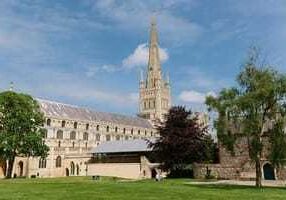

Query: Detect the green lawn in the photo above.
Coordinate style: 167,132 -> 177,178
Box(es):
0,177 -> 285,200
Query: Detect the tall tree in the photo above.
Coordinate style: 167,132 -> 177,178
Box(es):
0,91 -> 49,178
206,49 -> 286,187
149,106 -> 215,174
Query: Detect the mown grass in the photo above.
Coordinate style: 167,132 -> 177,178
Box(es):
0,177 -> 285,200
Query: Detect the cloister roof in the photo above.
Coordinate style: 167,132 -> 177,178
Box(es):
37,99 -> 153,129
92,139 -> 153,154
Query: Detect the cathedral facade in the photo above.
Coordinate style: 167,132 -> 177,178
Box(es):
0,19 -> 171,178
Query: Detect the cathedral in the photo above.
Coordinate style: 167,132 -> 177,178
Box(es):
0,18 -> 171,178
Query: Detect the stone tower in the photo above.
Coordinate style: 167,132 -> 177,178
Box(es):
139,17 -> 171,122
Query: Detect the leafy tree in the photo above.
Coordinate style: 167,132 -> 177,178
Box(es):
0,91 -> 49,178
206,49 -> 286,187
149,106 -> 215,175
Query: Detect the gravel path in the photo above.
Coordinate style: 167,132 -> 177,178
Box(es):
187,180 -> 286,187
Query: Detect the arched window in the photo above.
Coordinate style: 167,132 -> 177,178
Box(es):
86,123 -> 89,130
116,135 -> 120,141
106,126 -> 109,132
123,128 -> 126,134
151,131 -> 153,137
96,125 -> 100,131
74,122 -> 78,129
106,135 -> 111,141
138,130 -> 140,135
56,156 -> 61,168
76,164 -> 80,175
56,130 -> 63,139
83,132 -> 89,141
70,131 -> 76,140
70,162 -> 75,175
96,134 -> 100,141
115,127 -> 118,132
72,141 -> 75,148
61,120 -> 66,128
145,130 -> 147,136
47,119 -> 51,126
131,129 -> 134,135
39,158 -> 47,168
58,141 -> 61,147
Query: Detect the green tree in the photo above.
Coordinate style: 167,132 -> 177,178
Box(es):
0,91 -> 49,178
149,106 -> 216,176
206,49 -> 286,187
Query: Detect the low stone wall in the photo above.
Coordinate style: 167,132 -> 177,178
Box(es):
193,163 -> 240,180
87,163 -> 142,179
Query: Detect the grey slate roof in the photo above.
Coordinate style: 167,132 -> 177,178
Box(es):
37,99 -> 153,129
92,139 -> 154,154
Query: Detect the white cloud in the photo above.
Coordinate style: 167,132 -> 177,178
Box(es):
122,43 -> 168,69
179,90 -> 216,104
85,64 -> 119,77
86,43 -> 169,75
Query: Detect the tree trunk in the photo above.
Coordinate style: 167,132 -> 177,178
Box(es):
6,157 -> 15,179
255,158 -> 262,188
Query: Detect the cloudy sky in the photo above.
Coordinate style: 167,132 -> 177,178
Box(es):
0,0 -> 285,116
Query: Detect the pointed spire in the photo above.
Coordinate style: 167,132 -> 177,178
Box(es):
147,16 -> 161,72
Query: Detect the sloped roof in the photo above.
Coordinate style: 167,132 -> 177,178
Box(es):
37,99 -> 153,129
92,139 -> 153,154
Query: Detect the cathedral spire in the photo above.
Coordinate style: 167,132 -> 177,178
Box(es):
139,17 -> 171,122
147,16 -> 161,73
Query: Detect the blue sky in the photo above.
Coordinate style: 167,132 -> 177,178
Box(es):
0,0 -> 285,116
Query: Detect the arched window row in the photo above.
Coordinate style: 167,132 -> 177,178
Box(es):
47,119 -> 154,138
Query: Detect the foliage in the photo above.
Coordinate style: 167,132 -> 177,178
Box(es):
269,120 -> 286,167
205,48 -> 286,187
149,106 -> 216,173
0,91 -> 49,178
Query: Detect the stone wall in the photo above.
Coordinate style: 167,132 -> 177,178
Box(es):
195,136 -> 286,180
193,163 -> 240,180
87,163 -> 142,179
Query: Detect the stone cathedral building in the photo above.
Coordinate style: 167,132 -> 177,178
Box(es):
0,19 -> 171,178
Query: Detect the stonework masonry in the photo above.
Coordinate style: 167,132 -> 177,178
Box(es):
194,137 -> 286,180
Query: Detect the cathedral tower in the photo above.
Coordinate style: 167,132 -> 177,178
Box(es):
139,18 -> 171,122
